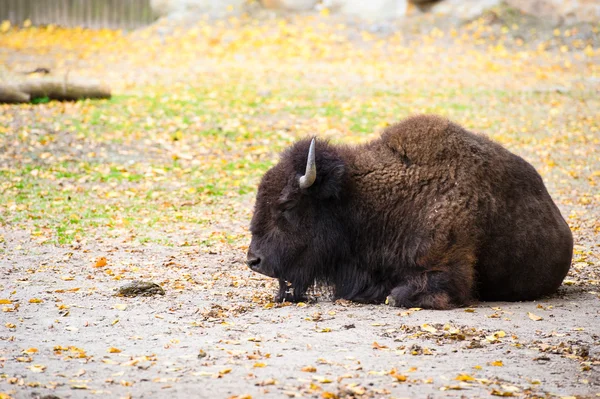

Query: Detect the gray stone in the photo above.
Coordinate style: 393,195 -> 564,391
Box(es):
429,0 -> 501,20
505,0 -> 600,24
150,0 -> 246,18
328,0 -> 409,19
261,0 -> 319,11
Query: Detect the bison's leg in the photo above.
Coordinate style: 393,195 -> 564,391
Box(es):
275,279 -> 311,303
386,271 -> 470,310
275,279 -> 294,303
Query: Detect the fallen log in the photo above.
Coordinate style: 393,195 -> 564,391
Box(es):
0,85 -> 31,103
0,77 -> 111,104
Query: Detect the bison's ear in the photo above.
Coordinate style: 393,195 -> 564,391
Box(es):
308,151 -> 345,200
294,138 -> 345,200
315,158 -> 345,199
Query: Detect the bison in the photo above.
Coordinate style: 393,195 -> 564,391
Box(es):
246,115 -> 573,309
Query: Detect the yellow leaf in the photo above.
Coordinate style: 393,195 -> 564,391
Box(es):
23,348 -> 38,354
0,299 -> 12,304
5,323 -> 16,329
372,341 -> 388,349
29,364 -> 46,373
29,298 -> 43,304
528,312 -> 543,321
319,8 -> 330,17
421,323 -> 438,333
301,366 -> 317,372
253,362 -> 266,368
108,347 -> 121,353
313,376 -> 333,383
491,390 -> 514,397
219,368 -> 232,375
114,304 -> 128,311
455,374 -> 475,381
94,257 -> 107,268
486,330 -> 506,342
440,385 -> 464,391
0,20 -> 11,33
322,393 -> 338,399
490,360 -> 504,367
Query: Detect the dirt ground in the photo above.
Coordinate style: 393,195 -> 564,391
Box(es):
1,5 -> 600,399
1,224 -> 599,399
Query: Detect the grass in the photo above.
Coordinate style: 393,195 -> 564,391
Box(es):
0,15 -> 598,248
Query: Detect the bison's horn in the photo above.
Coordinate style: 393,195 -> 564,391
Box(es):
298,138 -> 317,189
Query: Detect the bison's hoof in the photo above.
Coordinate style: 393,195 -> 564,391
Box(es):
275,292 -> 293,303
385,295 -> 397,307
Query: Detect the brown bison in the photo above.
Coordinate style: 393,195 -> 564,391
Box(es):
247,115 -> 573,309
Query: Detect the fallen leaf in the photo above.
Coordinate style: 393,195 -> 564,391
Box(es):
372,341 -> 388,349
301,366 -> 317,372
95,257 -> 107,267
490,360 -> 504,367
421,324 -> 438,333
108,347 -> 121,353
455,374 -> 476,381
29,364 -> 46,373
491,390 -> 514,397
528,312 -> 543,321
29,298 -> 43,304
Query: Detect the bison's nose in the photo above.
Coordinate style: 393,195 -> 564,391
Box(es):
246,256 -> 261,270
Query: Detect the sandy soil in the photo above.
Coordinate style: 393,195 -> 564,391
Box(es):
1,224 -> 599,399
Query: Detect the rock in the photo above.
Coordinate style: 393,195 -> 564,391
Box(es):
261,0 -> 319,11
150,0 -> 246,18
505,0 -> 600,24
429,0 -> 501,20
117,281 -> 165,297
328,0 -> 410,19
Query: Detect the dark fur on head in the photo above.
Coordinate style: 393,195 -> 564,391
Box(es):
247,115 -> 573,309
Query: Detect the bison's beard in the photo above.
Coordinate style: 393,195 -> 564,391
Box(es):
275,261 -> 321,303
275,276 -> 314,303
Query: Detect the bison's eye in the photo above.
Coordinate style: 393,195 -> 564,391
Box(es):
277,200 -> 297,212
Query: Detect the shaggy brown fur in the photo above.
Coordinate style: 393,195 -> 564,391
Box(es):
247,115 -> 573,309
